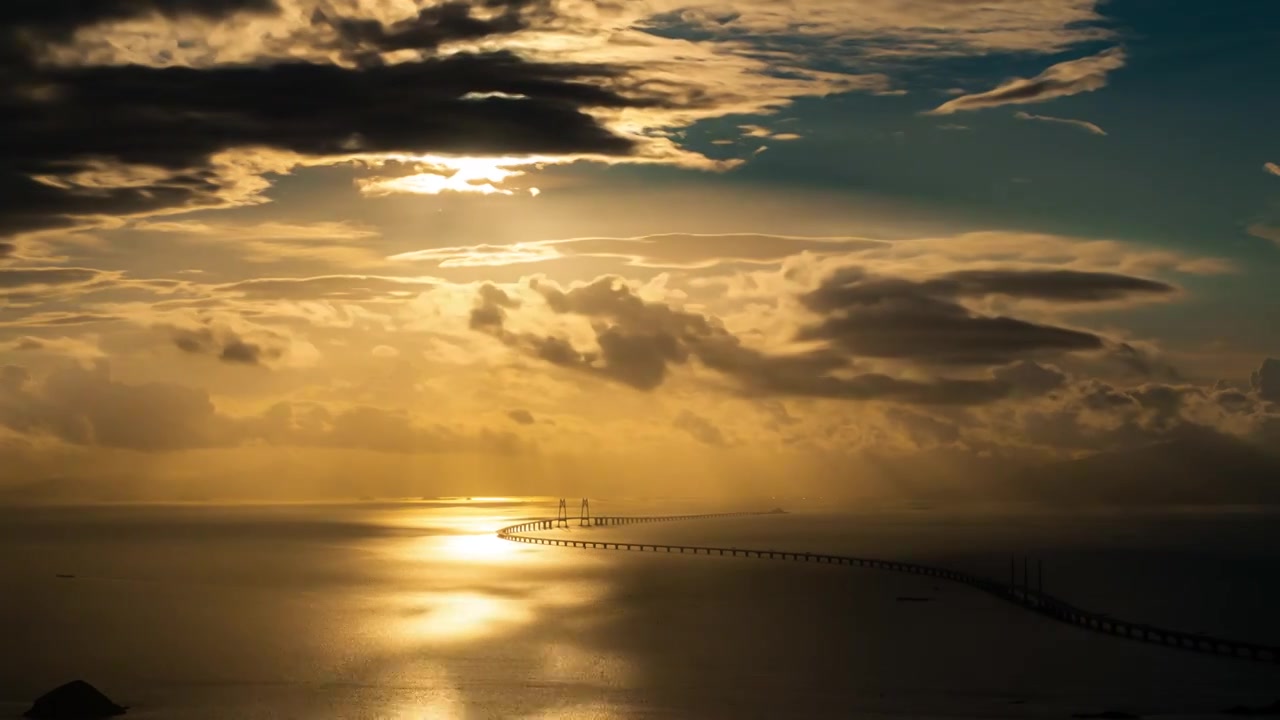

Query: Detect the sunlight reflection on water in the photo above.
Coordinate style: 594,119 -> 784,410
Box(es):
437,532 -> 522,563
384,507 -> 608,647
393,512 -> 580,568
399,591 -> 532,642
5,501 -> 1280,718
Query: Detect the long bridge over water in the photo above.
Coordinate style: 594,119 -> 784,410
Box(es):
498,508 -> 1280,665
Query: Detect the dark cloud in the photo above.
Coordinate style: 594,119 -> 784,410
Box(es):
1103,342 -> 1183,381
473,276 -> 1017,405
795,267 -> 1173,366
757,399 -> 798,429
473,268 -> 1177,405
521,276 -> 746,391
485,320 -> 686,391
2,48 -> 646,238
0,0 -> 277,63
796,296 -> 1102,365
1077,379 -> 1140,411
535,276 -> 704,329
9,50 -> 637,152
674,410 -> 728,447
507,409 -> 535,425
1129,383 -> 1195,430
802,267 -> 1174,309
938,269 -> 1173,302
1254,358 -> 1280,403
167,320 -> 291,367
317,1 -> 543,64
3,0 -> 275,31
470,283 -> 520,330
747,371 -> 1012,405
0,242 -> 15,258
589,327 -> 684,390
1213,388 -> 1252,410
992,360 -> 1067,396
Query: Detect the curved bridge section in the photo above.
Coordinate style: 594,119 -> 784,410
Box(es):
501,511 -> 771,534
497,512 -> 1280,665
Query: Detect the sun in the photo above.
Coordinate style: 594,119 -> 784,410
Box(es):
359,154 -> 549,196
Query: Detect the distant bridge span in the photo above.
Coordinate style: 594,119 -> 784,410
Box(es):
497,511 -> 1280,665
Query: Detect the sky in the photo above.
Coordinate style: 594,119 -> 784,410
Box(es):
1,0 -> 1278,501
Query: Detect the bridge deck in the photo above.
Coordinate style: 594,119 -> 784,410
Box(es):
497,512 -> 1280,665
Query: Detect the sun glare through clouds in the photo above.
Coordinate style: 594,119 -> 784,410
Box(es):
359,156 -> 548,196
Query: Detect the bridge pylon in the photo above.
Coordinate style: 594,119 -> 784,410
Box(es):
556,498 -> 569,529
579,498 -> 591,527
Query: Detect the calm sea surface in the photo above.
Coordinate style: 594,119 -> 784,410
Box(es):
2,499 -> 1278,719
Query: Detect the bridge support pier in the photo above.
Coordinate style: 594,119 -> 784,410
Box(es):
556,498 -> 569,529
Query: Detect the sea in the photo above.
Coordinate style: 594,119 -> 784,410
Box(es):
2,498 -> 1278,719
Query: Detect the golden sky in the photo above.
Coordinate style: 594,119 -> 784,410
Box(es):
2,0 -> 1278,501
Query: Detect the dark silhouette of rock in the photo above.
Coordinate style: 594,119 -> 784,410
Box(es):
24,680 -> 126,719
1224,699 -> 1280,716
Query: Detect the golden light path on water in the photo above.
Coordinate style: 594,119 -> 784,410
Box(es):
365,502 -> 634,718
439,531 -> 524,563
384,504 -> 611,649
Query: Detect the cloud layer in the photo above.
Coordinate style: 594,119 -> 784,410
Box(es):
1014,111 -> 1106,135
3,1 -> 1275,505
0,362 -> 519,454
0,0 -> 1121,240
465,260 -> 1181,408
929,47 -> 1125,114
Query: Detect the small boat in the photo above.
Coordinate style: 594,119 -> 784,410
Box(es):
55,574 -> 76,579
